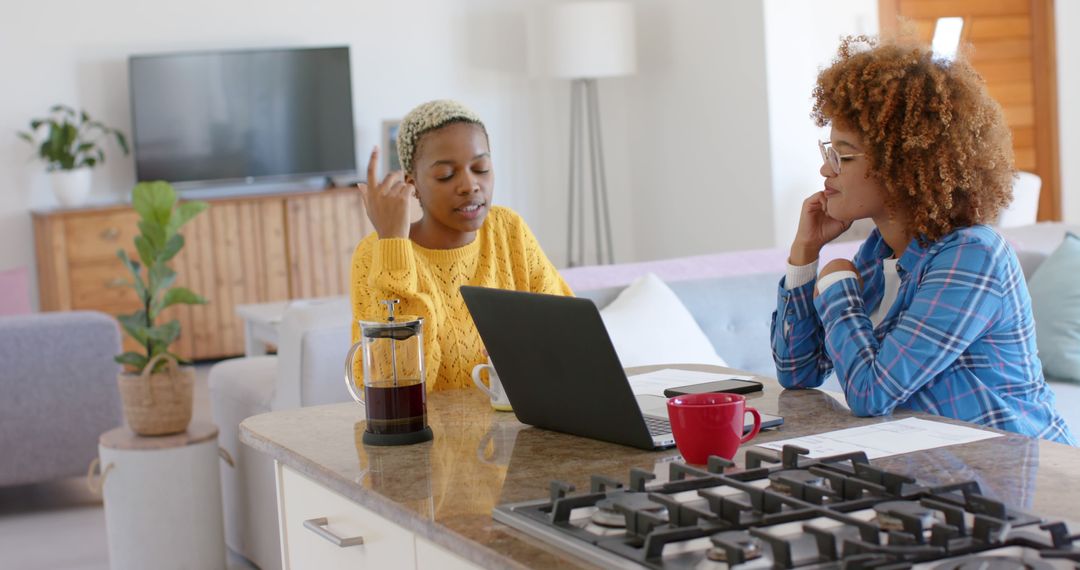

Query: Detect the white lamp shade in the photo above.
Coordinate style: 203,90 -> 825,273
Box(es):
548,1 -> 637,79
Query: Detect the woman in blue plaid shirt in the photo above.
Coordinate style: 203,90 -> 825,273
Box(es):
771,35 -> 1075,444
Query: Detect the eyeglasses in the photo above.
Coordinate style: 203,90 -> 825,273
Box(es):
819,140 -> 865,175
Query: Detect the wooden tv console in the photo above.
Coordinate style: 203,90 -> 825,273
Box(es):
32,186 -> 372,360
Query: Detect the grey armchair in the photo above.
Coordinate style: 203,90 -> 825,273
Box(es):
0,311 -> 123,487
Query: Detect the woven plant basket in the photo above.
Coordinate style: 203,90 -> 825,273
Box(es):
117,354 -> 194,436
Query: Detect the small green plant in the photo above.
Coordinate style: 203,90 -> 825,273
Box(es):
115,181 -> 209,373
17,104 -> 129,171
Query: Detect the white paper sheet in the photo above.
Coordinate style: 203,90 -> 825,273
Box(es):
755,417 -> 1002,459
626,368 -> 755,397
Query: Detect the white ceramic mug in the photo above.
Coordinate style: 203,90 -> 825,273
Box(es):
471,360 -> 512,411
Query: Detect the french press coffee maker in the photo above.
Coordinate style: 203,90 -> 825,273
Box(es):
345,299 -> 433,446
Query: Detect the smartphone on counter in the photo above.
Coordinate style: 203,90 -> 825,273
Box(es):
663,378 -> 763,397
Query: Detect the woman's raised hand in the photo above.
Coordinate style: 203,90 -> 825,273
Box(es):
355,147 -> 413,239
790,191 -> 852,265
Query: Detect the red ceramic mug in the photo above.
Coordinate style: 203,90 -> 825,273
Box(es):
666,393 -> 762,464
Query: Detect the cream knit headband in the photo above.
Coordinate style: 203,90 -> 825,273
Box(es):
397,100 -> 487,173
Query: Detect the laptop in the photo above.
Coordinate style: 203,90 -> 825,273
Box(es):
460,286 -> 783,450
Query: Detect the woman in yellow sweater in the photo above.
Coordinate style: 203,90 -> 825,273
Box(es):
351,100 -> 573,392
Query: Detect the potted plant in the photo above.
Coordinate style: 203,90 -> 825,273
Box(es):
114,181 -> 209,436
16,104 -> 129,207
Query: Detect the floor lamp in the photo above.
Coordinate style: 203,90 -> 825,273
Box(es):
549,1 -> 637,267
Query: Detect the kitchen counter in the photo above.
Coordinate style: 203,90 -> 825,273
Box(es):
239,365 -> 1080,569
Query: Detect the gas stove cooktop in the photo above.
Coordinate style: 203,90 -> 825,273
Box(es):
493,445 -> 1080,570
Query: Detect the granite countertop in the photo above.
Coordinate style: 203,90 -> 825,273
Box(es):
239,365 -> 1080,569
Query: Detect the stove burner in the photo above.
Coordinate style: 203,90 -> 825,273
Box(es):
494,445 -> 1070,570
768,469 -> 828,495
589,493 -> 666,528
706,530 -> 763,562
589,508 -> 626,527
933,556 -> 1057,570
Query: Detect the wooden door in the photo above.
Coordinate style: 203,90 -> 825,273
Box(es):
879,0 -> 1061,220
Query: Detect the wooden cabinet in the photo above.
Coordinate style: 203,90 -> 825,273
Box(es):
32,187 -> 371,360
275,464 -> 482,570
284,190 -> 373,300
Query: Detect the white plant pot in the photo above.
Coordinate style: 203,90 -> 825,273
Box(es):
49,168 -> 92,207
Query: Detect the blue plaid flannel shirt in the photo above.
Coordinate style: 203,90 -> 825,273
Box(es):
771,225 -> 1075,445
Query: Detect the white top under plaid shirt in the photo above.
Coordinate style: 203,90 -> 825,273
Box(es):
771,225 -> 1076,445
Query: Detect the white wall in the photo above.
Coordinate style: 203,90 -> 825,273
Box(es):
1058,0 -> 1080,223
0,0 -> 560,309
615,0 -> 776,262
4,0 -> 1076,311
763,0 -> 878,250
0,0 -> 781,300
520,3 -> 639,266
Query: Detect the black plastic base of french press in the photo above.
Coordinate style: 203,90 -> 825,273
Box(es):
362,426 -> 434,446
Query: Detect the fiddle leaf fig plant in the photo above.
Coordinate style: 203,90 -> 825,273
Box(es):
114,181 -> 209,373
17,105 -> 129,171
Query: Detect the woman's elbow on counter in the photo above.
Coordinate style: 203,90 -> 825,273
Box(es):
776,369 -> 825,390
845,397 -> 895,418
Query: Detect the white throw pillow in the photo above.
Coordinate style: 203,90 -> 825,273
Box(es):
599,273 -> 729,368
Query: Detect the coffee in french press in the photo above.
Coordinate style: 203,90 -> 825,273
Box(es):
345,299 -> 434,446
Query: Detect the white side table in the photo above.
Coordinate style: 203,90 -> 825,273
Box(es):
97,422 -> 226,570
234,301 -> 289,356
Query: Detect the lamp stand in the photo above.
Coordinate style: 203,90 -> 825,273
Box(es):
566,78 -> 615,267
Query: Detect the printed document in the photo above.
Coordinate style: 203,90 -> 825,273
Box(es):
756,417 -> 1001,459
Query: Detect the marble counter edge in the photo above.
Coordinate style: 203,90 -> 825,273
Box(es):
239,418 -> 539,570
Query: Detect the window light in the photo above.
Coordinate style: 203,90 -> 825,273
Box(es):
931,17 -> 964,62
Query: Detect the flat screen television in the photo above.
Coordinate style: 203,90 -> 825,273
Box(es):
129,46 -> 356,191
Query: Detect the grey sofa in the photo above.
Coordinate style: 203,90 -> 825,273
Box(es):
571,222 -> 1080,433
0,311 -> 123,487
576,262 -> 1080,433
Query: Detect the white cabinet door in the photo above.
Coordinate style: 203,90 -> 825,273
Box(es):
415,537 -> 484,570
278,464 -> 416,569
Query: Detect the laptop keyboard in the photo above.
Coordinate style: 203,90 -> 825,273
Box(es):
643,416 -> 672,436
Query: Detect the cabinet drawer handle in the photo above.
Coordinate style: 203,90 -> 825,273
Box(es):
105,278 -> 127,288
100,227 -> 120,240
303,517 -> 365,548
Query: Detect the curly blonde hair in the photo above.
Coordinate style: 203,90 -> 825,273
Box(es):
812,35 -> 1015,242
397,99 -> 488,173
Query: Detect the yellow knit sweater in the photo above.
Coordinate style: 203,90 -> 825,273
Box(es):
350,206 -> 573,392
